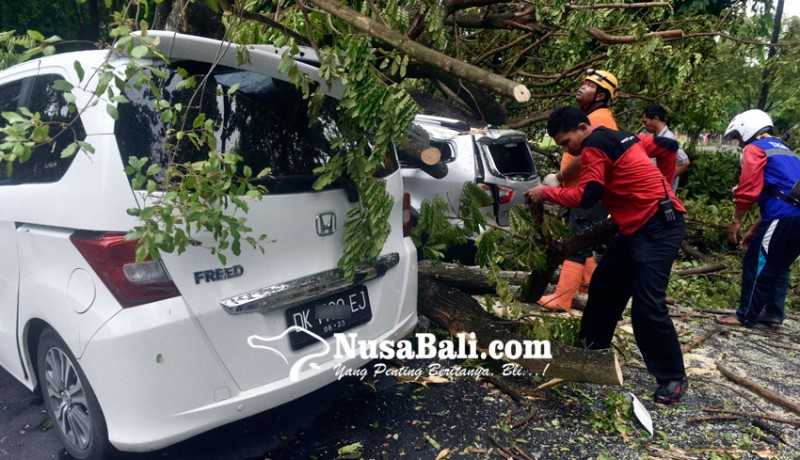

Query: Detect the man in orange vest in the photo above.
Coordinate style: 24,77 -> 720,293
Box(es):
538,69 -> 619,311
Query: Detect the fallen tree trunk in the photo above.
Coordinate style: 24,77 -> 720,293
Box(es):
418,260 -> 528,294
397,123 -> 441,166
418,274 -> 623,386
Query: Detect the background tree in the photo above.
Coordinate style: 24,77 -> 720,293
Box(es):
2,0 -> 798,291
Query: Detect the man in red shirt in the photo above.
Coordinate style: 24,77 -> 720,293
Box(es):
525,107 -> 688,404
538,69 -> 619,310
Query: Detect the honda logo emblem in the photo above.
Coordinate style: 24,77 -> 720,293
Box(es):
316,212 -> 337,236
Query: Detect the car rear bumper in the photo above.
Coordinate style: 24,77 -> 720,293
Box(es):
80,245 -> 417,452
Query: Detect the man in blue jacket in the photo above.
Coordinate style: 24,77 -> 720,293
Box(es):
717,110 -> 800,327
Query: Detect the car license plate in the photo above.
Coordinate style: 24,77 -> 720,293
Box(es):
285,285 -> 372,350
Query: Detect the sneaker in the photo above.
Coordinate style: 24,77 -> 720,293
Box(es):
653,378 -> 687,405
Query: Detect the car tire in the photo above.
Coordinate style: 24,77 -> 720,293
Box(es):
36,328 -> 113,460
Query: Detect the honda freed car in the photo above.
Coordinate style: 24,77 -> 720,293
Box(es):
401,115 -> 540,227
0,31 -> 417,459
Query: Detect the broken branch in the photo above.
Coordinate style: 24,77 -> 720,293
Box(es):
587,27 -> 684,44
716,361 -> 800,416
701,408 -> 800,427
675,263 -> 727,277
306,0 -> 531,102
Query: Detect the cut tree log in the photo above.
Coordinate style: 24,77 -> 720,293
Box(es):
418,260 -> 528,295
397,123 -> 441,166
418,274 -> 623,386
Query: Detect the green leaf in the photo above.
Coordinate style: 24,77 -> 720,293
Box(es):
145,164 -> 161,176
425,436 -> 441,450
27,30 -> 45,41
130,45 -> 149,59
77,141 -> 95,153
60,143 -> 78,158
106,104 -> 119,120
337,442 -> 363,457
73,61 -> 85,82
1,112 -> 25,123
52,79 -> 73,92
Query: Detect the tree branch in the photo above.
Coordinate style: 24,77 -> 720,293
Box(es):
717,360 -> 800,417
453,12 -> 551,34
305,0 -> 531,102
701,408 -> 800,427
514,54 -> 606,86
519,219 -> 618,302
675,263 -> 726,277
587,27 -> 684,44
507,110 -> 552,129
219,1 -> 309,45
444,0 -> 512,17
566,2 -> 671,10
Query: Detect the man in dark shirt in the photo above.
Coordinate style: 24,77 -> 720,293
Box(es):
525,107 -> 688,404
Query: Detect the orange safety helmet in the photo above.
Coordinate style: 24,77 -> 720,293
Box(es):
585,69 -> 618,100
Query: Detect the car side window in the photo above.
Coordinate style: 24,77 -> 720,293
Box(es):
0,78 -> 26,184
0,74 -> 85,185
0,79 -> 23,112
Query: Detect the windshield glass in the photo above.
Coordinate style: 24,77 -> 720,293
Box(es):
116,61 -> 394,194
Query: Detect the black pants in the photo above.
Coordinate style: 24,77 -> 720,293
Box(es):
580,211 -> 686,383
736,214 -> 800,326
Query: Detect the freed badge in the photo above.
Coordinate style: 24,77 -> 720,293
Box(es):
194,265 -> 244,284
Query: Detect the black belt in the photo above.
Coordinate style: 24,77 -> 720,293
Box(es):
766,188 -> 800,207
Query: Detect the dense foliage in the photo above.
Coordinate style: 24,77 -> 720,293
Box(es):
1,0 -> 798,282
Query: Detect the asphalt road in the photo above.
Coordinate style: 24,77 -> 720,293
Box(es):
0,354 -> 508,460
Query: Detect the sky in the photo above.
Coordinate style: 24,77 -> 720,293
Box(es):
782,1 -> 800,19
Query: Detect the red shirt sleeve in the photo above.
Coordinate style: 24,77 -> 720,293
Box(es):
733,144 -> 766,212
637,134 -> 677,186
542,147 -> 610,207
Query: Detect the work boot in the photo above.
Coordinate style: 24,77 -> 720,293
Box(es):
653,378 -> 688,405
538,260 -> 584,311
578,256 -> 596,294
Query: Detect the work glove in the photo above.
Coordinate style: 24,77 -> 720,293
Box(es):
542,173 -> 561,187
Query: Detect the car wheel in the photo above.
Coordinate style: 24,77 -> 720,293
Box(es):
37,328 -> 112,460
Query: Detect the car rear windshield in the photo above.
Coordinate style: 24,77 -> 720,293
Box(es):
484,140 -> 536,178
116,61 -> 396,194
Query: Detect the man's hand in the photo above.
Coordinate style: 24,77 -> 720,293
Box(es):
524,184 -> 545,214
740,218 -> 761,250
542,173 -> 560,187
727,221 -> 742,245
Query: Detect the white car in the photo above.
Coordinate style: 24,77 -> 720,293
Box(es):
401,115 -> 540,227
0,32 -> 417,459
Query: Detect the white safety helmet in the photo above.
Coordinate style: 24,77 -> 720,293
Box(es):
724,109 -> 773,144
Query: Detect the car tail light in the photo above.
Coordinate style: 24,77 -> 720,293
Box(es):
402,192 -> 413,237
496,185 -> 515,204
70,232 -> 181,308
477,184 -> 515,206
